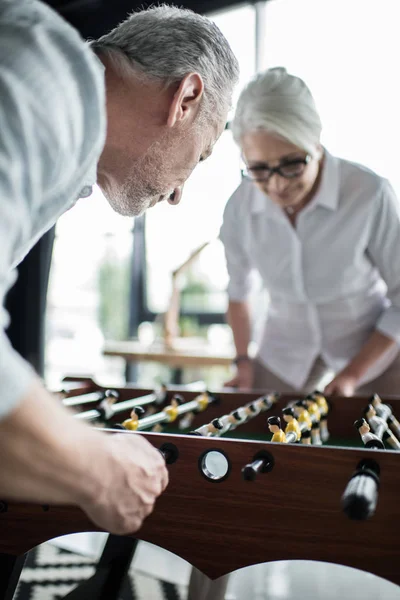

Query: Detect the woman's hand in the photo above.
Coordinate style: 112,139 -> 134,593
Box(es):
324,368 -> 359,397
324,331 -> 396,397
224,360 -> 254,389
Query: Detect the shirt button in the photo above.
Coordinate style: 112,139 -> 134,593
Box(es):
79,186 -> 93,198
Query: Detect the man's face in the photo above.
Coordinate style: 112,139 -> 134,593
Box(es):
100,115 -> 223,217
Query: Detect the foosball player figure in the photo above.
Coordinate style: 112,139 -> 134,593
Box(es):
229,407 -> 249,430
146,383 -> 169,417
122,406 -> 146,431
311,390 -> 330,442
165,394 -> 184,423
293,401 -> 312,445
364,404 -> 400,450
179,391 -> 217,429
370,394 -> 400,440
267,416 -> 287,443
256,392 -> 279,412
194,418 -> 224,437
97,390 -> 119,421
282,407 -> 301,442
354,418 -> 385,450
214,412 -> 238,435
304,396 -> 322,445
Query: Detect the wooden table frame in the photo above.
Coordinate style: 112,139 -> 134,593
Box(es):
2,380 -> 400,598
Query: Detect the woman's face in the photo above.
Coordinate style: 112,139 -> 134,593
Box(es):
241,130 -> 323,211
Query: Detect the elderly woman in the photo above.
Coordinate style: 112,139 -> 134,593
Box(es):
221,67 -> 400,396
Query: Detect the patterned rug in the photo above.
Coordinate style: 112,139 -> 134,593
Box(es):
14,543 -> 185,600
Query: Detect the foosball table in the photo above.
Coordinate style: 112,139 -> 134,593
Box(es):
1,376 -> 400,599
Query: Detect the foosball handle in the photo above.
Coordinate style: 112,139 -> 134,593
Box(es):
159,442 -> 179,465
341,459 -> 380,520
242,450 -> 274,481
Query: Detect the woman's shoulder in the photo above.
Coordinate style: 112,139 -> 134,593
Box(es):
223,178 -> 260,216
335,154 -> 385,195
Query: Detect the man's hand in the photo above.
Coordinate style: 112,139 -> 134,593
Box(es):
224,360 -> 254,389
324,369 -> 359,397
0,378 -> 168,536
81,433 -> 168,535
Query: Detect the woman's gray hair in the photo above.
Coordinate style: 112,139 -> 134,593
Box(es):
90,4 -> 239,122
232,67 -> 322,156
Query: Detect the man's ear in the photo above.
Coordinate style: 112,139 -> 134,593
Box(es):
167,72 -> 204,128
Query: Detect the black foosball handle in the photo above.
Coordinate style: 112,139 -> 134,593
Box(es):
242,450 -> 274,481
159,442 -> 179,465
341,459 -> 380,520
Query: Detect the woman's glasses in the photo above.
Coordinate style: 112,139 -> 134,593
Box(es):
243,154 -> 311,183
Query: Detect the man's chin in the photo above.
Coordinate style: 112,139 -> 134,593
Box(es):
104,193 -> 151,218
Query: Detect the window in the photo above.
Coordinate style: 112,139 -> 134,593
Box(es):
145,3 -> 257,319
45,189 -> 133,387
263,0 -> 400,189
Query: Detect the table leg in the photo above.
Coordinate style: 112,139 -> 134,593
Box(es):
0,552 -> 27,600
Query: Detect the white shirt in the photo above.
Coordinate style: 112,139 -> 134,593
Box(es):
220,150 -> 400,389
0,0 -> 106,418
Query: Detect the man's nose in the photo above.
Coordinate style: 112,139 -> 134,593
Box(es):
168,186 -> 183,205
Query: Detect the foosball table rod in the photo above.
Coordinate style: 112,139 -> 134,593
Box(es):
190,392 -> 279,438
73,386 -> 169,422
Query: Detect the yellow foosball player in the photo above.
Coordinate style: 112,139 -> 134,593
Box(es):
122,406 -> 146,431
311,390 -> 330,442
164,394 -> 184,423
282,407 -> 301,442
294,401 -> 312,445
267,416 -> 287,443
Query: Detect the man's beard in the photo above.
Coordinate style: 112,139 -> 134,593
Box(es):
106,131 -> 177,217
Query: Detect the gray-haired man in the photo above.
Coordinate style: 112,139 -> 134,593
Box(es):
0,0 -> 238,536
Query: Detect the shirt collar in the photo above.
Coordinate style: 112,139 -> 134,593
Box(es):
309,149 -> 340,211
250,148 -> 340,215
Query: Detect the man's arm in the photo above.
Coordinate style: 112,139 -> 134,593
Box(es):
0,376 -> 168,534
0,0 -> 168,533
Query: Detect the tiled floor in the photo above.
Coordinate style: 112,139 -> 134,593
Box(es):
51,533 -> 400,600
227,561 -> 400,600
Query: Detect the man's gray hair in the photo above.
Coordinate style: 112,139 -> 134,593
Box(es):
232,67 -> 322,156
90,4 -> 239,121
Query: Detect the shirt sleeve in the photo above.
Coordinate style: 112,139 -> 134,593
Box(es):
0,102 -> 37,417
0,24 -> 39,417
219,182 -> 254,302
0,1 -> 104,418
367,179 -> 400,344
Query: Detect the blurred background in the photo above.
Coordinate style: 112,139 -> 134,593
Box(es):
32,0 -> 400,390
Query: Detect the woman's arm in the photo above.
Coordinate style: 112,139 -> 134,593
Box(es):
228,300 -> 251,357
326,180 -> 400,396
325,330 -> 396,396
225,300 -> 254,388
220,184 -> 255,389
